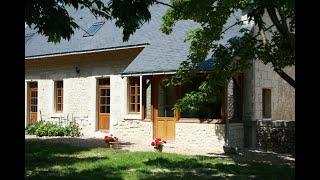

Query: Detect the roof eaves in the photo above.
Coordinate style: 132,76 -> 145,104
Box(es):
25,43 -> 149,60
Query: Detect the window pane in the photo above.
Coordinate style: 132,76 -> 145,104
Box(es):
158,84 -> 165,117
131,96 -> 135,103
101,97 -> 106,104
57,104 -> 62,111
56,81 -> 63,88
263,89 -> 271,118
145,79 -> 152,118
158,106 -> 165,117
130,87 -> 135,95
130,104 -> 135,112
31,91 -> 37,97
99,78 -> 110,85
100,106 -> 106,113
107,97 -> 110,105
106,106 -> 110,113
129,79 -> 135,86
57,89 -> 61,96
107,89 -> 110,96
87,23 -> 103,35
31,105 -> 37,112
137,104 -> 140,112
30,82 -> 37,88
100,89 -> 106,96
166,106 -> 174,117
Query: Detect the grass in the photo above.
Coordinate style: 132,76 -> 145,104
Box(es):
26,141 -> 294,179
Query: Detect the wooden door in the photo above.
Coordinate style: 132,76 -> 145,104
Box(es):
28,82 -> 38,124
153,77 -> 176,140
98,78 -> 110,130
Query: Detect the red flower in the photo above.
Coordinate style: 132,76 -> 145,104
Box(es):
151,138 -> 166,147
104,135 -> 118,143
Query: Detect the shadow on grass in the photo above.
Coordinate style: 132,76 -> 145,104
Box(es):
26,137 -> 136,150
27,166 -> 127,180
26,140 -> 294,180
142,157 -> 294,179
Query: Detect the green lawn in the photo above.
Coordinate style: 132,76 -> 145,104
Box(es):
26,141 -> 294,179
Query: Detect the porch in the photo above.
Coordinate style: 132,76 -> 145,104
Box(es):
113,73 -> 245,152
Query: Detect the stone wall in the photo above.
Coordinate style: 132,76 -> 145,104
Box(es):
228,123 -> 244,148
256,120 -> 295,154
175,123 -> 226,153
253,61 -> 295,120
250,11 -> 295,121
25,48 -> 142,136
112,120 -> 153,144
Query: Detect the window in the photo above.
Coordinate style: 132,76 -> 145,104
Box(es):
180,77 -> 221,119
128,77 -> 140,113
83,22 -> 105,37
25,33 -> 34,43
55,81 -> 63,112
262,89 -> 271,119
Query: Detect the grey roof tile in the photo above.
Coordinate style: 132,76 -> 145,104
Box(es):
25,1 -> 253,74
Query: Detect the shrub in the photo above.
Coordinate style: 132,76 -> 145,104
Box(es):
25,121 -> 44,135
64,123 -> 81,137
35,123 -> 49,137
25,121 -> 81,137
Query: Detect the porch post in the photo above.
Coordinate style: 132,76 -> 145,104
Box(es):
140,75 -> 143,120
224,80 -> 230,147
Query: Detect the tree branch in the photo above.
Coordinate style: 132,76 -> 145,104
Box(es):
155,0 -> 175,9
277,7 -> 295,52
266,7 -> 294,52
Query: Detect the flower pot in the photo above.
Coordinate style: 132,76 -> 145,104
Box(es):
109,142 -> 117,149
157,145 -> 163,152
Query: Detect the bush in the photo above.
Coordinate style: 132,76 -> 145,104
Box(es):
26,121 -> 45,135
25,121 -> 81,137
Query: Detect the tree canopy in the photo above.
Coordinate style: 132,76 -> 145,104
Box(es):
26,0 -> 295,114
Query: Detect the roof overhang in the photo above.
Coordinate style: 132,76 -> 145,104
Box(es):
25,43 -> 149,60
121,71 -> 176,77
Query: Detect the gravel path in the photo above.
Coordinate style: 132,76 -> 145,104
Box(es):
25,135 -> 294,165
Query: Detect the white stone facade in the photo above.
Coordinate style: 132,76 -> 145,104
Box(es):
25,49 -> 246,153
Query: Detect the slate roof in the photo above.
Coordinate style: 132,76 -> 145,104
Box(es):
25,0 -> 253,75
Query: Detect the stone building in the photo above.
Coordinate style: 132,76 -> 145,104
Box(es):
25,3 -> 294,152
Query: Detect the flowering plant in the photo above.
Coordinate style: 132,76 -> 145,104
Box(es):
151,138 -> 166,151
104,134 -> 118,143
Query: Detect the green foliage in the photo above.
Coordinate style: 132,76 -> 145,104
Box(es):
26,0 -> 156,42
25,121 -> 45,135
25,121 -> 81,137
26,0 -> 295,112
